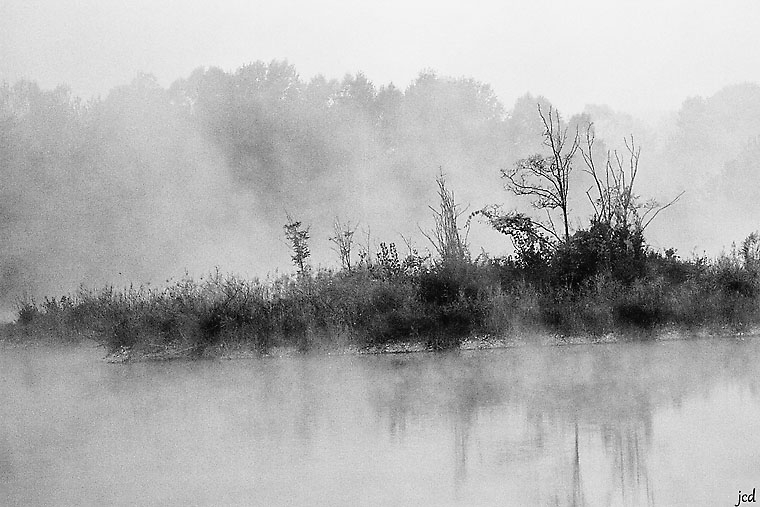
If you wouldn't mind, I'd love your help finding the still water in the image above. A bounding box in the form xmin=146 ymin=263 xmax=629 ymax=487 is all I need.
xmin=2 ymin=337 xmax=760 ymax=506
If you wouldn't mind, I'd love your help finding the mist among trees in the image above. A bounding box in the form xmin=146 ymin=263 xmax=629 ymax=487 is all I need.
xmin=3 ymin=61 xmax=760 ymax=318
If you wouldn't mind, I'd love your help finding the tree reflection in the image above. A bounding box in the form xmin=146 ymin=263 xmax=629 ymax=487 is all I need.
xmin=365 ymin=340 xmax=760 ymax=506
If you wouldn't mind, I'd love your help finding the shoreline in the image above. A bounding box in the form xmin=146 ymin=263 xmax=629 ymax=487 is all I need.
xmin=100 ymin=325 xmax=760 ymax=363
xmin=4 ymin=320 xmax=758 ymax=364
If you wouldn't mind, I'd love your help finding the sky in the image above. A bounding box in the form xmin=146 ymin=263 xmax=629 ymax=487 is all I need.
xmin=3 ymin=0 xmax=760 ymax=116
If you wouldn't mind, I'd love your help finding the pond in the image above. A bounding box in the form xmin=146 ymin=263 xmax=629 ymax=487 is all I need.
xmin=2 ymin=337 xmax=760 ymax=506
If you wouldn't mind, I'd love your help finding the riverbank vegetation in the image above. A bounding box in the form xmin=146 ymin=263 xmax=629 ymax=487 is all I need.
xmin=7 ymin=105 xmax=760 ymax=357
xmin=7 ymin=232 xmax=760 ymax=356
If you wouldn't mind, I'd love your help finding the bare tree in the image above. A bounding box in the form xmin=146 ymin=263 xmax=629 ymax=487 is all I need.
xmin=503 ymin=105 xmax=580 ymax=243
xmin=329 ymin=218 xmax=357 ymax=271
xmin=421 ymin=172 xmax=470 ymax=265
xmin=579 ymin=126 xmax=683 ymax=232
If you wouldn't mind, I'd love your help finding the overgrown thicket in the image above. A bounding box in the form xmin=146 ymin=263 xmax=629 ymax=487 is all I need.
xmin=9 ymin=106 xmax=760 ymax=355
xmin=8 ymin=176 xmax=486 ymax=354
xmin=468 ymin=106 xmax=754 ymax=336
xmin=11 ymin=233 xmax=760 ymax=355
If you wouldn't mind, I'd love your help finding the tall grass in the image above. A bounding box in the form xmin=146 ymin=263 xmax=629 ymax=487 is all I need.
xmin=8 ymin=226 xmax=760 ymax=357
xmin=10 ymin=240 xmax=760 ymax=356
xmin=9 ymin=262 xmax=484 ymax=354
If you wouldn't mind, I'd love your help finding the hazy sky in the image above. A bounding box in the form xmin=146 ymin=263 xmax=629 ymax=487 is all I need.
xmin=2 ymin=0 xmax=760 ymax=115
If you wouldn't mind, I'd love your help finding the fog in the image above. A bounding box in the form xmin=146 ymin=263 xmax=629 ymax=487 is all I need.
xmin=3 ymin=66 xmax=760 ymax=317
xmin=2 ymin=338 xmax=760 ymax=505
xmin=5 ymin=1 xmax=760 ymax=117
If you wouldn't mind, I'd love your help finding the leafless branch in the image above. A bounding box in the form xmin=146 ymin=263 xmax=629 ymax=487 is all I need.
xmin=504 ymin=104 xmax=579 ymax=242
xmin=641 ymin=191 xmax=685 ymax=230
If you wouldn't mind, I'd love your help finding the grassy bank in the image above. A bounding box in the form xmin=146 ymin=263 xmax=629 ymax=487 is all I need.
xmin=7 ymin=244 xmax=760 ymax=359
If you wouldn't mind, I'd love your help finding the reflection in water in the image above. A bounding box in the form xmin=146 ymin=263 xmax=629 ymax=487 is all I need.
xmin=1 ymin=338 xmax=760 ymax=505
xmin=573 ymin=423 xmax=584 ymax=507
xmin=362 ymin=340 xmax=760 ymax=506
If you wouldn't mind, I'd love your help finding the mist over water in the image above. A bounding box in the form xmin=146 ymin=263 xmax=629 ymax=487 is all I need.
xmin=2 ymin=338 xmax=760 ymax=505
xmin=3 ymin=64 xmax=760 ymax=317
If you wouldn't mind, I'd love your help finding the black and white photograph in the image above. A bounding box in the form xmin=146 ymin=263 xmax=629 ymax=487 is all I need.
xmin=2 ymin=1 xmax=760 ymax=505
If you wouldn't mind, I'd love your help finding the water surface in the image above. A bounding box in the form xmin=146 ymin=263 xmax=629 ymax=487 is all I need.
xmin=2 ymin=337 xmax=760 ymax=506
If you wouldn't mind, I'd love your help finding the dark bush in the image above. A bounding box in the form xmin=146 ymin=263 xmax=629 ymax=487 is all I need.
xmin=551 ymin=221 xmax=646 ymax=287
xmin=419 ymin=269 xmax=460 ymax=305
xmin=614 ymin=301 xmax=661 ymax=329
xmin=16 ymin=299 xmax=39 ymax=325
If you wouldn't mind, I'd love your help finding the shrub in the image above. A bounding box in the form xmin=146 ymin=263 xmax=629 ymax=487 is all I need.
xmin=550 ymin=221 xmax=646 ymax=287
